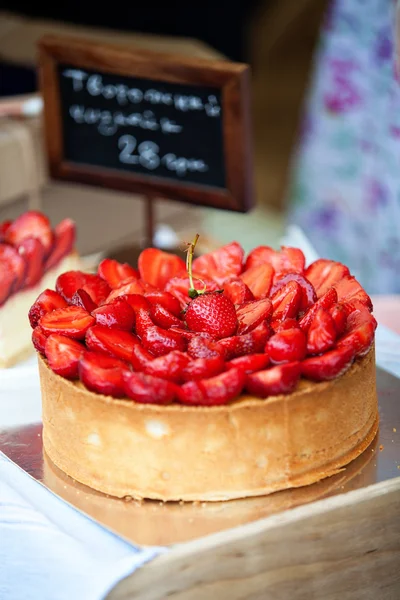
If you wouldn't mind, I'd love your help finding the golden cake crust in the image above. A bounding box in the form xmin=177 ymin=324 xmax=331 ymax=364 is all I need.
xmin=39 ymin=347 xmax=378 ymax=502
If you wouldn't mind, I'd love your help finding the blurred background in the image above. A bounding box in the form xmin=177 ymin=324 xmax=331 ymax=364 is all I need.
xmin=0 ymin=1 xmax=329 ymax=257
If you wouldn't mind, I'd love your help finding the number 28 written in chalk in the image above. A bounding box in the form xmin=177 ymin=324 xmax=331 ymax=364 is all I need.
xmin=118 ymin=134 xmax=208 ymax=177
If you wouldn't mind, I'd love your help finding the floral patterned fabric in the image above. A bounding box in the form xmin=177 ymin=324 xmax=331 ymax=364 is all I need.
xmin=285 ymin=0 xmax=400 ymax=294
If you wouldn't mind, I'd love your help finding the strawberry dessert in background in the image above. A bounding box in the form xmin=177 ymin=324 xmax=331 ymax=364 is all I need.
xmin=0 ymin=210 xmax=80 ymax=368
xmin=31 ymin=235 xmax=378 ymax=502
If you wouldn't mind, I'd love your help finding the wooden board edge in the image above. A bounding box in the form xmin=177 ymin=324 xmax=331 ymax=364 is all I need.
xmin=108 ymin=477 xmax=400 ymax=599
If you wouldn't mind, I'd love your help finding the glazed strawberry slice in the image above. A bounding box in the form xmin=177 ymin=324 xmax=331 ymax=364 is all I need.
xmin=345 ymin=300 xmax=377 ymax=331
xmin=123 ymin=371 xmax=177 ymax=404
xmin=86 ymin=325 xmax=139 ymax=362
xmin=44 ymin=218 xmax=76 ymax=271
xmin=56 ymin=271 xmax=111 ymax=305
xmin=246 ymin=362 xmax=302 ymax=397
xmin=181 ymin=355 xmax=225 ymax=382
xmin=305 ymin=259 xmax=350 ymax=298
xmin=245 ymin=246 xmax=305 ymax=273
xmin=144 ymin=290 xmax=181 ymax=317
xmin=270 ymin=273 xmax=317 ymax=312
xmin=165 ymin=275 xmax=219 ymax=309
xmin=71 ymin=288 xmax=98 ymax=313
xmin=271 ymin=280 xmax=302 ymax=320
xmin=5 ymin=210 xmax=53 ymax=256
xmin=336 ymin=306 xmax=377 ymax=357
xmin=301 ymin=346 xmax=355 ymax=381
xmin=0 ymin=243 xmax=26 ymax=295
xmin=227 ymin=353 xmax=270 ymax=374
xmin=266 ymin=328 xmax=307 ymax=363
xmin=222 ymin=277 xmax=254 ymax=305
xmin=329 ymin=303 xmax=347 ymax=336
xmin=28 ymin=289 xmax=69 ymax=328
xmin=306 ymin=307 xmax=337 ymax=355
xmin=333 ymin=276 xmax=373 ymax=311
xmin=298 ymin=287 xmax=338 ymax=333
xmin=135 ymin=307 xmax=155 ymax=337
xmin=191 ymin=241 xmax=244 ymax=286
xmin=178 ymin=367 xmax=245 ymax=406
xmin=187 ymin=335 xmax=224 ymax=359
xmin=236 ymin=298 xmax=272 ymax=335
xmin=105 ymin=279 xmax=155 ymax=303
xmin=32 ymin=326 xmax=48 ymax=354
xmin=239 ymin=263 xmax=275 ymax=299
xmin=271 ymin=317 xmax=299 ymax=333
xmin=0 ymin=220 xmax=12 ymax=242
xmin=117 ymin=293 xmax=151 ymax=314
xmin=141 ymin=324 xmax=187 ymax=356
xmin=79 ymin=351 xmax=129 ymax=397
xmin=17 ymin=237 xmax=45 ymax=288
xmin=150 ymin=303 xmax=182 ymax=329
xmin=132 ymin=345 xmax=189 ymax=383
xmin=39 ymin=306 xmax=95 ymax=339
xmin=98 ymin=258 xmax=139 ymax=289
xmin=45 ymin=334 xmax=85 ymax=379
xmin=216 ymin=321 xmax=272 ymax=360
xmin=92 ymin=298 xmax=135 ymax=331
xmin=138 ymin=247 xmax=186 ymax=289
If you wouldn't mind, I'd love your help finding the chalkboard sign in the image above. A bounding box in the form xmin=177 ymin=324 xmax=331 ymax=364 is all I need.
xmin=38 ymin=35 xmax=254 ymax=212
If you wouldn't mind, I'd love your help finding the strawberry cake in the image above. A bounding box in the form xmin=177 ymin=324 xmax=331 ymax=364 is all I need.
xmin=32 ymin=237 xmax=378 ymax=501
xmin=0 ymin=211 xmax=80 ymax=368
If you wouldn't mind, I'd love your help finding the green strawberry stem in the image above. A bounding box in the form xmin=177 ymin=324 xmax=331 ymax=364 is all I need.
xmin=186 ymin=233 xmax=206 ymax=299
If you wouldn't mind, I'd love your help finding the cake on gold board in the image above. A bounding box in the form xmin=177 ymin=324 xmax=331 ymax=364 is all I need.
xmin=0 ymin=210 xmax=80 ymax=368
xmin=31 ymin=235 xmax=378 ymax=501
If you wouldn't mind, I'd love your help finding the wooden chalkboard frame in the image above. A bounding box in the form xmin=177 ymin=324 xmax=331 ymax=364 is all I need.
xmin=37 ymin=35 xmax=254 ymax=213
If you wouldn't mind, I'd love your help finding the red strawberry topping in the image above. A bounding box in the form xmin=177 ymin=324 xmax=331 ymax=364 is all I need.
xmin=123 ymin=371 xmax=177 ymax=404
xmin=178 ymin=367 xmax=245 ymax=406
xmin=245 ymin=245 xmax=305 ymax=273
xmin=132 ymin=346 xmax=189 ymax=383
xmin=144 ymin=290 xmax=181 ymax=316
xmin=336 ymin=308 xmax=377 ymax=357
xmin=105 ymin=279 xmax=155 ymax=303
xmin=56 ymin=271 xmax=110 ymax=305
xmin=333 ymin=276 xmax=373 ymax=311
xmin=117 ymin=294 xmax=151 ymax=314
xmin=32 ymin=326 xmax=48 ymax=354
xmin=79 ymin=351 xmax=129 ymax=398
xmin=71 ymin=289 xmax=98 ymax=313
xmin=271 ymin=317 xmax=299 ymax=333
xmin=140 ymin=324 xmax=187 ymax=357
xmin=5 ymin=210 xmax=53 ymax=256
xmin=306 ymin=308 xmax=337 ymax=355
xmin=185 ymin=292 xmax=238 ymax=339
xmin=266 ymin=328 xmax=307 ymax=363
xmin=270 ymin=273 xmax=317 ymax=312
xmin=298 ymin=287 xmax=338 ymax=333
xmin=39 ymin=306 xmax=95 ymax=339
xmin=149 ymin=303 xmax=182 ymax=329
xmin=44 ymin=218 xmax=76 ymax=271
xmin=191 ymin=241 xmax=244 ymax=286
xmin=85 ymin=325 xmax=140 ymax=362
xmin=187 ymin=335 xmax=223 ymax=359
xmin=0 ymin=243 xmax=26 ymax=297
xmin=164 ymin=275 xmax=219 ymax=309
xmin=29 ymin=289 xmax=69 ymax=328
xmin=227 ymin=353 xmax=270 ymax=373
xmin=301 ymin=346 xmax=355 ymax=381
xmin=271 ymin=280 xmax=302 ymax=320
xmin=216 ymin=321 xmax=272 ymax=360
xmin=223 ymin=277 xmax=254 ymax=305
xmin=92 ymin=298 xmax=135 ymax=331
xmin=98 ymin=258 xmax=139 ymax=289
xmin=138 ymin=247 xmax=185 ymax=289
xmin=239 ymin=263 xmax=275 ymax=299
xmin=181 ymin=355 xmax=225 ymax=381
xmin=246 ymin=362 xmax=302 ymax=397
xmin=236 ymin=298 xmax=272 ymax=335
xmin=329 ymin=303 xmax=348 ymax=336
xmin=0 ymin=220 xmax=12 ymax=242
xmin=45 ymin=334 xmax=85 ymax=379
xmin=17 ymin=237 xmax=46 ymax=288
xmin=305 ymin=259 xmax=350 ymax=298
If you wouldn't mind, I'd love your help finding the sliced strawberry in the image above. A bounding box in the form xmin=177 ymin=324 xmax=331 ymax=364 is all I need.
xmin=5 ymin=210 xmax=53 ymax=256
xmin=216 ymin=321 xmax=272 ymax=360
xmin=178 ymin=367 xmax=245 ymax=406
xmin=132 ymin=346 xmax=189 ymax=383
xmin=271 ymin=280 xmax=302 ymax=320
xmin=142 ymin=326 xmax=187 ymax=356
xmin=97 ymin=258 xmax=139 ymax=289
xmin=301 ymin=346 xmax=355 ymax=381
xmin=45 ymin=334 xmax=85 ymax=379
xmin=345 ymin=300 xmax=377 ymax=331
xmin=0 ymin=220 xmax=12 ymax=242
xmin=298 ymin=287 xmax=338 ymax=333
xmin=236 ymin=298 xmax=272 ymax=335
xmin=169 ymin=327 xmax=211 ymax=340
xmin=150 ymin=303 xmax=182 ymax=329
xmin=223 ymin=277 xmax=254 ymax=305
xmin=39 ymin=305 xmax=95 ymax=339
xmin=337 ymin=306 xmax=377 ymax=357
xmin=32 ymin=326 xmax=48 ymax=354
xmin=227 ymin=353 xmax=270 ymax=373
xmin=117 ymin=293 xmax=151 ymax=314
xmin=306 ymin=307 xmax=337 ymax=355
xmin=17 ymin=237 xmax=45 ymax=288
xmin=191 ymin=241 xmax=244 ymax=286
xmin=271 ymin=317 xmax=299 ymax=333
xmin=92 ymin=298 xmax=135 ymax=331
xmin=181 ymin=355 xmax=225 ymax=381
xmin=105 ymin=279 xmax=155 ymax=303
xmin=266 ymin=328 xmax=307 ymax=363
xmin=29 ymin=289 xmax=69 ymax=328
xmin=329 ymin=303 xmax=348 ymax=336
xmin=144 ymin=290 xmax=181 ymax=317
xmin=71 ymin=288 xmax=98 ymax=313
xmin=164 ymin=275 xmax=219 ymax=309
xmin=79 ymin=351 xmax=129 ymax=398
xmin=0 ymin=243 xmax=26 ymax=294
xmin=239 ymin=263 xmax=275 ymax=299
xmin=123 ymin=371 xmax=177 ymax=404
xmin=246 ymin=362 xmax=301 ymax=397
xmin=44 ymin=218 xmax=76 ymax=271
xmin=135 ymin=307 xmax=154 ymax=338
xmin=56 ymin=271 xmax=111 ymax=305
xmin=333 ymin=276 xmax=373 ymax=311
xmin=305 ymin=259 xmax=350 ymax=298
xmin=245 ymin=246 xmax=305 ymax=274
xmin=187 ymin=335 xmax=223 ymax=359
xmin=270 ymin=273 xmax=316 ymax=312
xmin=86 ymin=325 xmax=139 ymax=362
xmin=138 ymin=247 xmax=186 ymax=289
